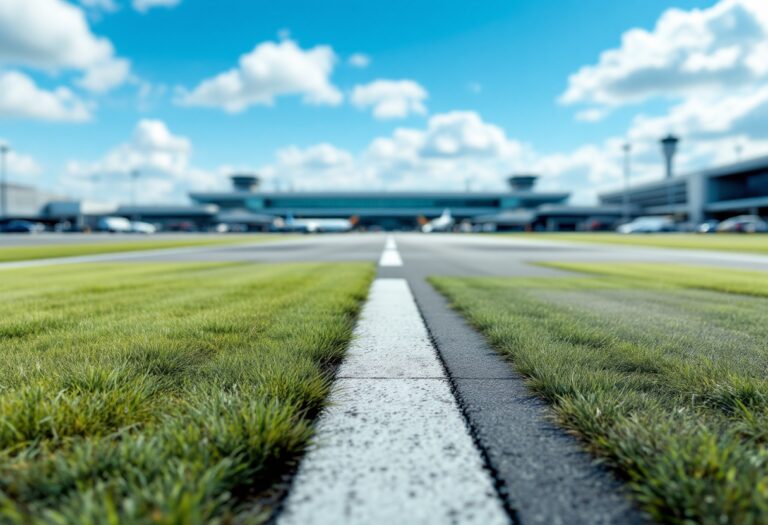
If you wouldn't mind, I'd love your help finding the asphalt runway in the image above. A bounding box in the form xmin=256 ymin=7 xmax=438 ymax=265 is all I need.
xmin=11 ymin=232 xmax=763 ymax=271
xmin=3 ymin=234 xmax=767 ymax=524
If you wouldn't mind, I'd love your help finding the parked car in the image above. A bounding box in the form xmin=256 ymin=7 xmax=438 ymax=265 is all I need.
xmin=716 ymin=215 xmax=767 ymax=233
xmin=1 ymin=220 xmax=45 ymax=233
xmin=53 ymin=220 xmax=79 ymax=233
xmin=617 ymin=216 xmax=675 ymax=234
xmin=130 ymin=221 xmax=156 ymax=234
xmin=697 ymin=220 xmax=720 ymax=233
xmin=97 ymin=216 xmax=132 ymax=233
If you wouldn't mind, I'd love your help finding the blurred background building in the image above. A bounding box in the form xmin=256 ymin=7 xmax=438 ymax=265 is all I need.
xmin=2 ymin=137 xmax=768 ymax=233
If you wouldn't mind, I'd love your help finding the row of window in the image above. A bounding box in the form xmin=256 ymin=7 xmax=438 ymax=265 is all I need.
xmin=251 ymin=198 xmax=504 ymax=209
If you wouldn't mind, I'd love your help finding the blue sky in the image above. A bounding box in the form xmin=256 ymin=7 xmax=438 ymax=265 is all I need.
xmin=2 ymin=0 xmax=768 ymax=203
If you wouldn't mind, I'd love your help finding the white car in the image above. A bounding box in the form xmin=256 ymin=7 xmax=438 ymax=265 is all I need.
xmin=617 ymin=216 xmax=675 ymax=234
xmin=97 ymin=217 xmax=132 ymax=233
xmin=130 ymin=221 xmax=157 ymax=234
xmin=716 ymin=215 xmax=767 ymax=233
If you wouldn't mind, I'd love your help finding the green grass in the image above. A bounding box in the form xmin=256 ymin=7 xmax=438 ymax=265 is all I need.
xmin=432 ymin=264 xmax=768 ymax=525
xmin=0 ymin=261 xmax=374 ymax=523
xmin=0 ymin=235 xmax=287 ymax=263
xmin=541 ymin=262 xmax=768 ymax=297
xmin=501 ymin=232 xmax=768 ymax=255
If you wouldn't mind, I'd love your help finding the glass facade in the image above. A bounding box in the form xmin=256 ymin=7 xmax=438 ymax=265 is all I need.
xmin=188 ymin=190 xmax=571 ymax=224
xmin=261 ymin=197 xmax=501 ymax=210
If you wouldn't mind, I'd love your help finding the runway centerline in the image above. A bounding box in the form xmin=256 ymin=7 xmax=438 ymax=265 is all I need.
xmin=277 ymin=279 xmax=507 ymax=525
xmin=378 ymin=235 xmax=403 ymax=267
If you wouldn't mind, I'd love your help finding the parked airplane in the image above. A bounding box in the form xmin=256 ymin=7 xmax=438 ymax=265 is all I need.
xmin=421 ymin=209 xmax=455 ymax=233
xmin=278 ymin=213 xmax=353 ymax=233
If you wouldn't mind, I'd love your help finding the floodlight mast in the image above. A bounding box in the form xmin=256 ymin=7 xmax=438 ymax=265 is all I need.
xmin=622 ymin=142 xmax=631 ymax=222
xmin=0 ymin=143 xmax=9 ymax=219
xmin=130 ymin=169 xmax=140 ymax=206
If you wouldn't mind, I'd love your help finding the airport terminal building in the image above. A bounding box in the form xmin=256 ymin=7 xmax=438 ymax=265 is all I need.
xmin=189 ymin=175 xmax=574 ymax=230
xmin=11 ymin=148 xmax=767 ymax=232
xmin=599 ymin=155 xmax=768 ymax=223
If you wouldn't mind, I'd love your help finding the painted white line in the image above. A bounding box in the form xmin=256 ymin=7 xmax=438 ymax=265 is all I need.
xmin=378 ymin=235 xmax=403 ymax=267
xmin=278 ymin=279 xmax=507 ymax=525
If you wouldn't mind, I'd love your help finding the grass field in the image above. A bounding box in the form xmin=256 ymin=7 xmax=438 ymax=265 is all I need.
xmin=432 ymin=264 xmax=768 ymax=525
xmin=502 ymin=232 xmax=768 ymax=254
xmin=0 ymin=262 xmax=373 ymax=523
xmin=0 ymin=235 xmax=286 ymax=263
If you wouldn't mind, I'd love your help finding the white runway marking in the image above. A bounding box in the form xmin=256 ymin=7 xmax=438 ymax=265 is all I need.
xmin=278 ymin=279 xmax=507 ymax=525
xmin=378 ymin=235 xmax=403 ymax=266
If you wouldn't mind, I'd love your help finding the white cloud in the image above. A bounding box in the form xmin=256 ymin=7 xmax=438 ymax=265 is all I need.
xmin=629 ymin=85 xmax=768 ymax=140
xmin=261 ymin=110 xmax=746 ymax=204
xmin=67 ymin=119 xmax=191 ymax=177
xmin=575 ymin=108 xmax=611 ymax=122
xmin=262 ymin=111 xmax=533 ymax=191
xmin=419 ymin=111 xmax=519 ymax=158
xmin=263 ymin=143 xmax=367 ymax=190
xmin=64 ymin=119 xmax=220 ymax=202
xmin=0 ymin=0 xmax=130 ymax=92
xmin=557 ymin=0 xmax=768 ymax=193
xmin=0 ymin=140 xmax=43 ymax=178
xmin=561 ymin=0 xmax=768 ymax=107
xmin=136 ymin=81 xmax=168 ymax=112
xmin=0 ymin=70 xmax=91 ymax=122
xmin=277 ymin=143 xmax=354 ymax=171
xmin=348 ymin=53 xmax=371 ymax=68
xmin=133 ymin=0 xmax=182 ymax=13
xmin=351 ymin=79 xmax=428 ymax=119
xmin=7 ymin=151 xmax=43 ymax=178
xmin=176 ymin=39 xmax=342 ymax=112
xmin=78 ymin=58 xmax=131 ymax=93
xmin=79 ymin=0 xmax=118 ymax=13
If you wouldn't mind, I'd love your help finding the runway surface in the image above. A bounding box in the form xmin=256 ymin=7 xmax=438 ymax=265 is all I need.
xmin=5 ymin=232 xmax=766 ymax=271
xmin=3 ymin=234 xmax=766 ymax=524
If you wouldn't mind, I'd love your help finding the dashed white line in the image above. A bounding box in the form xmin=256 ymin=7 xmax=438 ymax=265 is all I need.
xmin=378 ymin=235 xmax=403 ymax=266
xmin=277 ymin=279 xmax=507 ymax=525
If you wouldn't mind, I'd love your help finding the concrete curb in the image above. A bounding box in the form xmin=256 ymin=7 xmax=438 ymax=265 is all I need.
xmin=407 ymin=278 xmax=649 ymax=525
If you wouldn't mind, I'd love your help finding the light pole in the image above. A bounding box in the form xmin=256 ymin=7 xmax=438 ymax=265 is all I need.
xmin=660 ymin=135 xmax=680 ymax=213
xmin=0 ymin=143 xmax=9 ymax=219
xmin=130 ymin=169 xmax=140 ymax=206
xmin=622 ymin=142 xmax=631 ymax=222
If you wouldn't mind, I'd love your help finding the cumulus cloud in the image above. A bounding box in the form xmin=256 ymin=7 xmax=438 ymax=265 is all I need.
xmin=0 ymin=0 xmax=130 ymax=93
xmin=176 ymin=39 xmax=343 ymax=112
xmin=260 ymin=110 xmax=740 ymax=204
xmin=561 ymin=0 xmax=768 ymax=108
xmin=0 ymin=140 xmax=43 ymax=178
xmin=351 ymin=79 xmax=428 ymax=119
xmin=419 ymin=111 xmax=518 ymax=158
xmin=64 ymin=119 xmax=220 ymax=202
xmin=629 ymin=85 xmax=768 ymax=141
xmin=348 ymin=53 xmax=371 ymax=68
xmin=558 ymin=0 xmax=768 ymax=184
xmin=262 ymin=143 xmax=368 ymax=190
xmin=7 ymin=152 xmax=43 ymax=178
xmin=262 ymin=111 xmax=534 ymax=191
xmin=133 ymin=0 xmax=182 ymax=13
xmin=0 ymin=70 xmax=91 ymax=122
xmin=79 ymin=0 xmax=118 ymax=13
xmin=79 ymin=58 xmax=131 ymax=93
